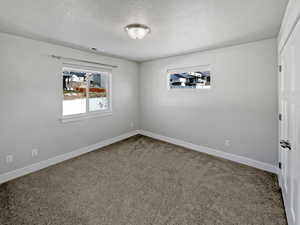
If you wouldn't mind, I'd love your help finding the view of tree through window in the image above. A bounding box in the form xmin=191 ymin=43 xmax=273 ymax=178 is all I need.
xmin=169 ymin=71 xmax=211 ymax=89
xmin=63 ymin=67 xmax=109 ymax=116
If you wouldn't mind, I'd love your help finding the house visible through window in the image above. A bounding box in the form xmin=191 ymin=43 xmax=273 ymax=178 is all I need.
xmin=168 ymin=67 xmax=211 ymax=89
xmin=62 ymin=66 xmax=111 ymax=117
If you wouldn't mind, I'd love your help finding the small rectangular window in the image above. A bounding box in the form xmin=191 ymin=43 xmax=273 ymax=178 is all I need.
xmin=62 ymin=65 xmax=111 ymax=120
xmin=168 ymin=66 xmax=211 ymax=89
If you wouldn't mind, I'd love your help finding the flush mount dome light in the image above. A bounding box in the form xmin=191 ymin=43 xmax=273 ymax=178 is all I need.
xmin=124 ymin=24 xmax=151 ymax=40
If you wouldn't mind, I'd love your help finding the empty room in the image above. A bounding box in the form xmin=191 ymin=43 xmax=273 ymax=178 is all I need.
xmin=0 ymin=0 xmax=299 ymax=224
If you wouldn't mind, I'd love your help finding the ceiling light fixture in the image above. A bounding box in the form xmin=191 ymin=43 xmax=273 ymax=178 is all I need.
xmin=124 ymin=24 xmax=151 ymax=40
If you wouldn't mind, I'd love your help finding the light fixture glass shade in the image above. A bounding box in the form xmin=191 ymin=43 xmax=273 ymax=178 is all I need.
xmin=124 ymin=24 xmax=151 ymax=39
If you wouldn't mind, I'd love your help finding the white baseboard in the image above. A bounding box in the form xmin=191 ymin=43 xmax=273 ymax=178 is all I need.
xmin=0 ymin=130 xmax=139 ymax=184
xmin=0 ymin=129 xmax=278 ymax=185
xmin=139 ymin=130 xmax=278 ymax=174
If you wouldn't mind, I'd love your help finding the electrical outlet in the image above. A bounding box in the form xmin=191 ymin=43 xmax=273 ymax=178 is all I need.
xmin=6 ymin=155 xmax=13 ymax=164
xmin=225 ymin=140 xmax=230 ymax=146
xmin=32 ymin=149 xmax=39 ymax=157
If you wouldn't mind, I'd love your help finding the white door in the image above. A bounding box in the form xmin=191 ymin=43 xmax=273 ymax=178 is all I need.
xmin=279 ymin=18 xmax=300 ymax=225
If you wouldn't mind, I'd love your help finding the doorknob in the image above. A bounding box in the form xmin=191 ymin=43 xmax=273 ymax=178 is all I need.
xmin=280 ymin=140 xmax=291 ymax=150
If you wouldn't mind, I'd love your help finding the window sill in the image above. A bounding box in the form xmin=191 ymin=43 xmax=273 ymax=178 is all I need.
xmin=168 ymin=87 xmax=212 ymax=91
xmin=60 ymin=111 xmax=112 ymax=123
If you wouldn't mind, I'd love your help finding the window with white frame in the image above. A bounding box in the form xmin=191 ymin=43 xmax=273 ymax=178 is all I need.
xmin=62 ymin=65 xmax=111 ymax=118
xmin=168 ymin=65 xmax=211 ymax=89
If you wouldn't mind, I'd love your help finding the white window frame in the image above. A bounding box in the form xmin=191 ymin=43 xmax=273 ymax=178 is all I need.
xmin=61 ymin=63 xmax=112 ymax=123
xmin=166 ymin=65 xmax=211 ymax=90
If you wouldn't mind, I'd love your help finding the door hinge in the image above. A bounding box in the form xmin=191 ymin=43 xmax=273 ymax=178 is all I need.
xmin=279 ymin=113 xmax=282 ymax=121
xmin=279 ymin=65 xmax=282 ymax=72
xmin=279 ymin=162 xmax=282 ymax=169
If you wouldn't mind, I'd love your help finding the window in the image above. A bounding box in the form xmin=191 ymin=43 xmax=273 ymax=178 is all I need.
xmin=62 ymin=65 xmax=111 ymax=120
xmin=168 ymin=66 xmax=211 ymax=89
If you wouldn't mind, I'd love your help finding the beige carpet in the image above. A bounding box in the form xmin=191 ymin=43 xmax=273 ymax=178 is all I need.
xmin=0 ymin=135 xmax=286 ymax=225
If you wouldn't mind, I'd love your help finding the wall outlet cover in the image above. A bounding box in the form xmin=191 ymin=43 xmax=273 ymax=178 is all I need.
xmin=225 ymin=140 xmax=231 ymax=146
xmin=32 ymin=149 xmax=39 ymax=157
xmin=6 ymin=155 xmax=13 ymax=164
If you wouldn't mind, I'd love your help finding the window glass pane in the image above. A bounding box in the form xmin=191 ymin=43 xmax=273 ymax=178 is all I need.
xmin=169 ymin=70 xmax=211 ymax=89
xmin=89 ymin=73 xmax=109 ymax=112
xmin=63 ymin=68 xmax=87 ymax=116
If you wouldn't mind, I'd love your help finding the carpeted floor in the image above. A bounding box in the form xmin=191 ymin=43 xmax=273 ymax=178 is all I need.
xmin=0 ymin=135 xmax=287 ymax=225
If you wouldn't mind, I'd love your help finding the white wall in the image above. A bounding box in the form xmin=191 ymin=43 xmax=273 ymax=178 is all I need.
xmin=0 ymin=33 xmax=278 ymax=175
xmin=0 ymin=32 xmax=139 ymax=174
xmin=278 ymin=0 xmax=300 ymax=52
xmin=140 ymin=39 xmax=278 ymax=165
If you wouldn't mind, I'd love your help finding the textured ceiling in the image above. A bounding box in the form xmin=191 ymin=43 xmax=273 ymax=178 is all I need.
xmin=0 ymin=0 xmax=288 ymax=62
